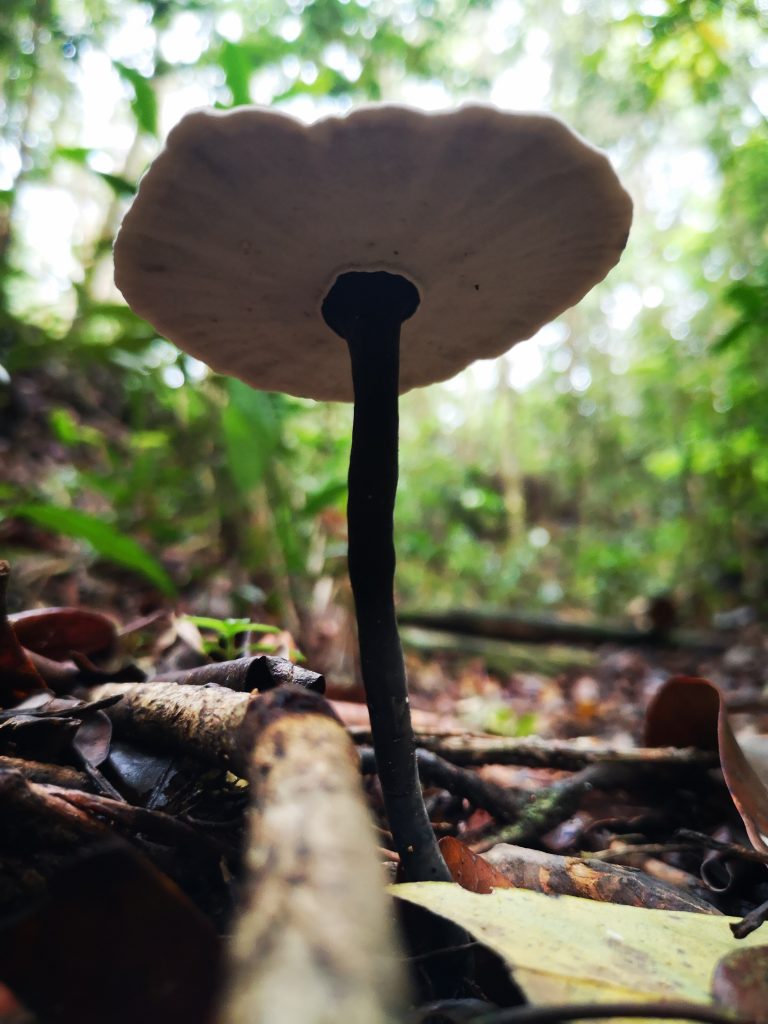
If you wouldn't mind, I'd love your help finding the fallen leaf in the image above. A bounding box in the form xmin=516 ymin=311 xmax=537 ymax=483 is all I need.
xmin=439 ymin=836 xmax=514 ymax=893
xmin=646 ymin=676 xmax=768 ymax=855
xmin=8 ymin=607 xmax=117 ymax=661
xmin=0 ymin=562 xmax=49 ymax=708
xmin=391 ymin=882 xmax=767 ymax=1011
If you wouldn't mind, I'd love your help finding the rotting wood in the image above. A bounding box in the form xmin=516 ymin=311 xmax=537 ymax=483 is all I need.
xmin=218 ymin=688 xmax=408 ymax=1024
xmin=484 ymin=843 xmax=719 ymax=914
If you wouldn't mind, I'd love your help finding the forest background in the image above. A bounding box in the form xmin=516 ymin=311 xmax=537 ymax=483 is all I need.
xmin=1 ymin=0 xmax=767 ymax=647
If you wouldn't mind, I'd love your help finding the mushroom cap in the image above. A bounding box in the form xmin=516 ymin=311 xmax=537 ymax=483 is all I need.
xmin=114 ymin=104 xmax=632 ymax=402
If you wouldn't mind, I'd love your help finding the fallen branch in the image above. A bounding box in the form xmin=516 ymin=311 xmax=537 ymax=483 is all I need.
xmin=484 ymin=843 xmax=719 ymax=913
xmin=218 ymin=688 xmax=408 ymax=1023
xmin=398 ymin=607 xmax=728 ymax=652
xmin=90 ymin=681 xmax=257 ymax=773
xmin=150 ymin=655 xmax=325 ymax=694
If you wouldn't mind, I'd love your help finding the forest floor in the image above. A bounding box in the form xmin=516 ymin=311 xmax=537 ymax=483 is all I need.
xmin=2 ymin=551 xmax=768 ymax=1022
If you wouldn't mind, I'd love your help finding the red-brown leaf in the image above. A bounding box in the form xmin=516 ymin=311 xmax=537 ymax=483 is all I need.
xmin=9 ymin=607 xmax=117 ymax=661
xmin=0 ymin=562 xmax=49 ymax=708
xmin=439 ymin=836 xmax=514 ymax=894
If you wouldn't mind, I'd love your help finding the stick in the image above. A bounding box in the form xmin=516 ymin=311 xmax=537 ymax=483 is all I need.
xmin=218 ymin=688 xmax=408 ymax=1024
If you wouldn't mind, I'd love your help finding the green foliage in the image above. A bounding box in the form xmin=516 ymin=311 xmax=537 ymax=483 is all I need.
xmin=1 ymin=0 xmax=767 ymax=625
xmin=5 ymin=503 xmax=175 ymax=594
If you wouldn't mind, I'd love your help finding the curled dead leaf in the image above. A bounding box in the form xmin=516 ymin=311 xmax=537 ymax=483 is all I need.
xmin=645 ymin=676 xmax=768 ymax=856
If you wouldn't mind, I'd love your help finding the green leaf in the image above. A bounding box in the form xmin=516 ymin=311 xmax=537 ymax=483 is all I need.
xmin=95 ymin=172 xmax=137 ymax=197
xmin=49 ymin=408 xmax=104 ymax=448
xmin=6 ymin=504 xmax=175 ymax=595
xmin=644 ymin=448 xmax=684 ymax=480
xmin=184 ymin=615 xmax=280 ymax=638
xmin=113 ymin=62 xmax=158 ymax=137
xmin=218 ymin=40 xmax=253 ymax=107
xmin=55 ymin=146 xmax=92 ymax=165
xmin=222 ymin=380 xmax=281 ymax=495
xmin=303 ymin=479 xmax=348 ymax=517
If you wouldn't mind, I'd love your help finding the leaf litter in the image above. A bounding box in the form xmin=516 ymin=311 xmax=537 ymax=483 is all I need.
xmin=2 ymin=560 xmax=768 ymax=1021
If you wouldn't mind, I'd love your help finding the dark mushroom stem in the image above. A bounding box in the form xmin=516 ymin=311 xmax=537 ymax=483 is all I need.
xmin=323 ymin=271 xmax=451 ymax=883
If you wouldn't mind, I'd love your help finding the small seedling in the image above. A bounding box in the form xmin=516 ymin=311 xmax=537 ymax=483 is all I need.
xmin=182 ymin=615 xmax=302 ymax=662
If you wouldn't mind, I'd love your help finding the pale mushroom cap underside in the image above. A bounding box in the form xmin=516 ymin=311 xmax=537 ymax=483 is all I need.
xmin=114 ymin=104 xmax=632 ymax=402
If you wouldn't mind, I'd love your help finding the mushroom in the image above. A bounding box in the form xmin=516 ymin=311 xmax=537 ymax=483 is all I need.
xmin=114 ymin=104 xmax=632 ymax=883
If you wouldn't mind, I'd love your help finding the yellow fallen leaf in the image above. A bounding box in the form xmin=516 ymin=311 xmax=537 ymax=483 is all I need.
xmin=391 ymin=882 xmax=768 ymax=1022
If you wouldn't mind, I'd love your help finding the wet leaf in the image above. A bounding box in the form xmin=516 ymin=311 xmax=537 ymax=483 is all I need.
xmin=439 ymin=836 xmax=513 ymax=894
xmin=391 ymin=882 xmax=767 ymax=1010
xmin=646 ymin=675 xmax=768 ymax=855
xmin=711 ymin=945 xmax=768 ymax=1022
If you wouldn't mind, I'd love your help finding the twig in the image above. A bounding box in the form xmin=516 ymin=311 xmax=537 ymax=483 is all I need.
xmin=360 ymin=747 xmax=525 ymax=823
xmin=52 ymin=786 xmax=233 ymax=861
xmin=730 ymin=895 xmax=768 ymax=939
xmin=351 ymin=732 xmax=719 ymax=772
xmin=588 ymin=842 xmax=703 ymax=862
xmin=0 ymin=754 xmax=91 ymax=790
xmin=470 ymin=1002 xmax=745 ymax=1024
xmin=474 ymin=762 xmax=638 ymax=850
xmin=676 ymin=828 xmax=768 ymax=865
